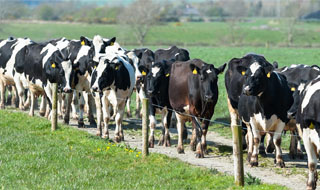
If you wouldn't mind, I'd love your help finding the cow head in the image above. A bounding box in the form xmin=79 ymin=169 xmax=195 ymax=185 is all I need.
xmin=238 ymin=59 xmax=274 ymax=97
xmin=190 ymin=62 xmax=226 ymax=102
xmin=136 ymin=49 xmax=155 ymax=84
xmin=43 ymin=45 xmax=73 ymax=93
xmin=139 ymin=60 xmax=172 ymax=96
xmin=92 ymin=35 xmax=117 ymax=63
xmin=91 ymin=55 xmax=123 ymax=92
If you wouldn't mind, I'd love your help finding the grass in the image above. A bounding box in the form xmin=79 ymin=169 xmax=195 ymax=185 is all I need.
xmin=0 ymin=109 xmax=287 ymax=190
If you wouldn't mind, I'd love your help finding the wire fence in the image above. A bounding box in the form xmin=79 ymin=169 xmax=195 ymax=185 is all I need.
xmin=67 ymin=88 xmax=301 ymax=138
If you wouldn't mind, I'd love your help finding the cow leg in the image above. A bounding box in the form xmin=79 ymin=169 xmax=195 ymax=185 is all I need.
xmin=125 ymin=98 xmax=132 ymax=118
xmin=201 ymin=120 xmax=209 ymax=155
xmin=87 ymin=93 xmax=96 ymax=127
xmin=43 ymin=84 xmax=53 ymax=120
xmin=39 ymin=95 xmax=47 ymax=117
xmin=192 ymin=117 xmax=204 ymax=158
xmin=148 ymin=105 xmax=156 ymax=148
xmin=28 ymin=91 xmax=35 ymax=117
xmin=190 ymin=127 xmax=197 ymax=151
xmin=57 ymin=93 xmax=63 ymax=119
xmin=246 ymin=123 xmax=254 ymax=163
xmin=250 ymin=123 xmax=260 ymax=167
xmin=78 ymin=93 xmax=85 ymax=128
xmin=24 ymin=90 xmax=30 ymax=108
xmin=115 ymin=101 xmax=126 ymax=142
xmin=71 ymin=91 xmax=78 ymax=120
xmin=15 ymin=79 xmax=25 ymax=110
xmin=63 ymin=93 xmax=72 ymax=123
xmin=101 ymin=94 xmax=110 ymax=139
xmin=297 ymin=136 xmax=304 ymax=159
xmin=135 ymin=89 xmax=141 ymax=118
xmin=176 ymin=113 xmax=185 ymax=154
xmin=61 ymin=93 xmax=66 ymax=114
xmin=158 ymin=108 xmax=171 ymax=147
xmin=303 ymin=128 xmax=318 ymax=190
xmin=94 ymin=92 xmax=103 ymax=137
xmin=0 ymin=80 xmax=5 ymax=109
xmin=273 ymin=122 xmax=285 ymax=168
xmin=259 ymin=134 xmax=267 ymax=156
xmin=289 ymin=129 xmax=298 ymax=159
xmin=266 ymin=133 xmax=275 ymax=153
xmin=11 ymin=85 xmax=18 ymax=108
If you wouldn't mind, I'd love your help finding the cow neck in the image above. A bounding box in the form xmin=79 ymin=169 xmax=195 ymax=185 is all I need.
xmin=156 ymin=76 xmax=170 ymax=107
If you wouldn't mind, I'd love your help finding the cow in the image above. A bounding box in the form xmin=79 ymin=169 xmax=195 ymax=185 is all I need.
xmin=237 ymin=56 xmax=293 ymax=168
xmin=291 ymin=76 xmax=320 ymax=190
xmin=91 ymin=53 xmax=135 ymax=142
xmin=169 ymin=59 xmax=226 ymax=157
xmin=0 ymin=37 xmax=33 ymax=110
xmin=154 ymin=45 xmax=190 ymax=63
xmin=138 ymin=59 xmax=174 ymax=147
xmin=277 ymin=64 xmax=320 ymax=159
xmin=14 ymin=41 xmax=73 ymax=118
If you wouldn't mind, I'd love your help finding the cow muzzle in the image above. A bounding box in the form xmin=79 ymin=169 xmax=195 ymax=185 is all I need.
xmin=287 ymin=111 xmax=296 ymax=120
xmin=243 ymin=86 xmax=251 ymax=96
xmin=92 ymin=86 xmax=100 ymax=92
xmin=204 ymin=95 xmax=213 ymax=102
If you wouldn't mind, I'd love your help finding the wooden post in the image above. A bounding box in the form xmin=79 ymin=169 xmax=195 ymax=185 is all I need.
xmin=51 ymin=83 xmax=58 ymax=131
xmin=232 ymin=125 xmax=244 ymax=186
xmin=142 ymin=98 xmax=149 ymax=157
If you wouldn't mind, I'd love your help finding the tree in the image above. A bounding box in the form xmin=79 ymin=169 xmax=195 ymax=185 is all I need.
xmin=120 ymin=0 xmax=160 ymax=46
xmin=285 ymin=0 xmax=303 ymax=46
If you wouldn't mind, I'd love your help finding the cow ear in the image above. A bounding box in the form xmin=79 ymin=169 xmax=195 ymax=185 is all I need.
xmin=138 ymin=65 xmax=149 ymax=76
xmin=264 ymin=64 xmax=274 ymax=78
xmin=215 ymin=63 xmax=227 ymax=75
xmin=80 ymin=36 xmax=92 ymax=46
xmin=111 ymin=62 xmax=121 ymax=71
xmin=104 ymin=37 xmax=116 ymax=46
xmin=272 ymin=61 xmax=278 ymax=69
xmin=236 ymin=65 xmax=247 ymax=76
xmin=189 ymin=64 xmax=200 ymax=75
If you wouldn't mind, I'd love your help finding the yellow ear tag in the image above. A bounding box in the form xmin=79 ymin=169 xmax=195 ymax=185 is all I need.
xmin=110 ymin=42 xmax=114 ymax=46
xmin=142 ymin=71 xmax=146 ymax=76
xmin=94 ymin=66 xmax=97 ymax=69
xmin=51 ymin=63 xmax=56 ymax=68
xmin=81 ymin=40 xmax=85 ymax=46
xmin=166 ymin=73 xmax=170 ymax=77
xmin=267 ymin=72 xmax=271 ymax=78
xmin=291 ymin=87 xmax=296 ymax=91
xmin=193 ymin=69 xmax=197 ymax=75
xmin=115 ymin=66 xmax=119 ymax=70
xmin=241 ymin=71 xmax=245 ymax=76
xmin=309 ymin=122 xmax=315 ymax=129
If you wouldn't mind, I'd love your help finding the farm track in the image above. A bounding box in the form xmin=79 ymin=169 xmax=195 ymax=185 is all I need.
xmin=10 ymin=108 xmax=313 ymax=190
xmin=68 ymin=117 xmax=310 ymax=190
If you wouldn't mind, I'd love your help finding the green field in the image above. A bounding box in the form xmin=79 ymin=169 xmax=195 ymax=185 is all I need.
xmin=1 ymin=19 xmax=320 ymax=47
xmin=0 ymin=110 xmax=286 ymax=189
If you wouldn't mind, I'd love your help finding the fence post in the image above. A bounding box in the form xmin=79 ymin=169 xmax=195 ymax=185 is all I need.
xmin=142 ymin=98 xmax=149 ymax=157
xmin=51 ymin=83 xmax=58 ymax=131
xmin=232 ymin=125 xmax=244 ymax=186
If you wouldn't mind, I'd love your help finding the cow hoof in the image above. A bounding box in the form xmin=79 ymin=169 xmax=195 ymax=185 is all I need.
xmin=96 ymin=132 xmax=101 ymax=137
xmin=190 ymin=141 xmax=196 ymax=151
xmin=148 ymin=136 xmax=155 ymax=148
xmin=195 ymin=151 xmax=204 ymax=158
xmin=247 ymin=152 xmax=252 ymax=163
xmin=29 ymin=112 xmax=34 ymax=117
xmin=276 ymin=161 xmax=285 ymax=168
xmin=19 ymin=106 xmax=25 ymax=110
xmin=259 ymin=149 xmax=267 ymax=157
xmin=164 ymin=135 xmax=171 ymax=147
xmin=177 ymin=147 xmax=184 ymax=154
xmin=78 ymin=120 xmax=84 ymax=128
xmin=89 ymin=119 xmax=97 ymax=127
xmin=158 ymin=135 xmax=164 ymax=146
xmin=307 ymin=181 xmax=317 ymax=190
xmin=39 ymin=111 xmax=46 ymax=117
xmin=250 ymin=161 xmax=258 ymax=167
xmin=266 ymin=144 xmax=275 ymax=153
xmin=114 ymin=136 xmax=121 ymax=143
xmin=102 ymin=134 xmax=109 ymax=139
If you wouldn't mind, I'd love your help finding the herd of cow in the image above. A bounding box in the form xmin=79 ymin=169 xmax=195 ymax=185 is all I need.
xmin=0 ymin=35 xmax=320 ymax=189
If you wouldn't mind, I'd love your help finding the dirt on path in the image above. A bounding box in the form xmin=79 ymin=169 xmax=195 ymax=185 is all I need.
xmin=65 ymin=117 xmax=311 ymax=190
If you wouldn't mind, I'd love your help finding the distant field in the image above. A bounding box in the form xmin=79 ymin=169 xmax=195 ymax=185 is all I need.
xmin=1 ymin=19 xmax=320 ymax=47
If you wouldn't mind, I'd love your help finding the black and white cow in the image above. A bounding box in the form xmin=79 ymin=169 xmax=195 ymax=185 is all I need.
xmin=292 ymin=76 xmax=320 ymax=190
xmin=238 ymin=57 xmax=293 ymax=167
xmin=14 ymin=41 xmax=73 ymax=118
xmin=138 ymin=59 xmax=174 ymax=147
xmin=169 ymin=59 xmax=226 ymax=157
xmin=91 ymin=53 xmax=135 ymax=142
xmin=0 ymin=37 xmax=33 ymax=111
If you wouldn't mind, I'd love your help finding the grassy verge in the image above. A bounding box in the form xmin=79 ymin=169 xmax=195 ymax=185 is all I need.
xmin=0 ymin=110 xmax=286 ymax=190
